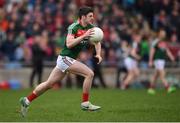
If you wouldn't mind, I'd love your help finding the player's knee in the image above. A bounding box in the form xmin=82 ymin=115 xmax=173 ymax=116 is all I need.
xmin=87 ymin=70 xmax=94 ymax=78
xmin=134 ymin=70 xmax=140 ymax=77
xmin=135 ymin=72 xmax=140 ymax=77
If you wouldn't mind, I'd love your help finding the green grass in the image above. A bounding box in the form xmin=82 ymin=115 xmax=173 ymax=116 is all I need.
xmin=0 ymin=88 xmax=180 ymax=122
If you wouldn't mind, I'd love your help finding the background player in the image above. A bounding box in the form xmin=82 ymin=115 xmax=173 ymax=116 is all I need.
xmin=148 ymin=29 xmax=176 ymax=94
xmin=121 ymin=32 xmax=142 ymax=90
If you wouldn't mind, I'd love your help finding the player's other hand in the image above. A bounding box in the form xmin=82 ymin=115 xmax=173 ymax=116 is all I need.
xmin=95 ymin=55 xmax=102 ymax=64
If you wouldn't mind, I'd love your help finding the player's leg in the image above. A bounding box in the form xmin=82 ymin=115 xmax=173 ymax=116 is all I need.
xmin=148 ymin=70 xmax=159 ymax=94
xmin=156 ymin=60 xmax=168 ymax=89
xmin=121 ymin=70 xmax=134 ymax=89
xmin=128 ymin=66 xmax=140 ymax=85
xmin=67 ymin=60 xmax=100 ymax=111
xmin=156 ymin=59 xmax=176 ymax=93
xmin=20 ymin=67 xmax=66 ymax=117
xmin=116 ymin=67 xmax=127 ymax=88
xmin=150 ymin=70 xmax=159 ymax=88
xmin=159 ymin=69 xmax=176 ymax=93
xmin=148 ymin=60 xmax=161 ymax=94
xmin=121 ymin=57 xmax=137 ymax=89
xmin=159 ymin=69 xmax=169 ymax=89
xmin=133 ymin=67 xmax=140 ymax=78
xmin=67 ymin=60 xmax=94 ymax=99
xmin=33 ymin=67 xmax=66 ymax=95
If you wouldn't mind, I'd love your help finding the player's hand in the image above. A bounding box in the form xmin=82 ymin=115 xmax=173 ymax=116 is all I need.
xmin=148 ymin=61 xmax=153 ymax=67
xmin=171 ymin=57 xmax=175 ymax=62
xmin=84 ymin=29 xmax=94 ymax=38
xmin=95 ymin=55 xmax=102 ymax=64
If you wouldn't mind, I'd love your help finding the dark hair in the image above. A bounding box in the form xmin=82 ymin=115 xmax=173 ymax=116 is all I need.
xmin=78 ymin=6 xmax=93 ymax=19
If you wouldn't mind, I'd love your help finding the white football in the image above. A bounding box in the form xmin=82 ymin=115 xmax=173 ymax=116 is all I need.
xmin=89 ymin=27 xmax=104 ymax=43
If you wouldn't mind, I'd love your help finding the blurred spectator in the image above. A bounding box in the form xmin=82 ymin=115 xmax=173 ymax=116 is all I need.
xmin=0 ymin=28 xmax=6 ymax=42
xmin=0 ymin=32 xmax=18 ymax=61
xmin=0 ymin=0 xmax=5 ymax=8
xmin=91 ymin=50 xmax=107 ymax=88
xmin=15 ymin=43 xmax=24 ymax=61
xmin=139 ymin=35 xmax=150 ymax=69
xmin=107 ymin=48 xmax=117 ymax=67
xmin=167 ymin=33 xmax=180 ymax=62
xmin=0 ymin=8 xmax=9 ymax=32
xmin=29 ymin=35 xmax=46 ymax=88
xmin=153 ymin=10 xmax=169 ymax=31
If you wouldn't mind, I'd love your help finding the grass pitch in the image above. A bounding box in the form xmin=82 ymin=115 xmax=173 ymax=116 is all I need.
xmin=0 ymin=88 xmax=180 ymax=122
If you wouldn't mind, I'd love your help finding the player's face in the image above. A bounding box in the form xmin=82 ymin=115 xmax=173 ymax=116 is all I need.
xmin=133 ymin=34 xmax=142 ymax=43
xmin=85 ymin=12 xmax=94 ymax=24
xmin=159 ymin=30 xmax=166 ymax=39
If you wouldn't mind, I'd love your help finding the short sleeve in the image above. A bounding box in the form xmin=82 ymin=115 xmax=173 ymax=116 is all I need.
xmin=67 ymin=27 xmax=75 ymax=35
xmin=132 ymin=42 xmax=137 ymax=49
xmin=151 ymin=39 xmax=159 ymax=48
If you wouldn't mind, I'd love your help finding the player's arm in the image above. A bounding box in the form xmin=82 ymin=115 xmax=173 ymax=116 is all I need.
xmin=166 ymin=48 xmax=175 ymax=61
xmin=149 ymin=39 xmax=158 ymax=67
xmin=149 ymin=47 xmax=155 ymax=67
xmin=130 ymin=48 xmax=141 ymax=60
xmin=94 ymin=42 xmax=102 ymax=64
xmin=66 ymin=29 xmax=94 ymax=48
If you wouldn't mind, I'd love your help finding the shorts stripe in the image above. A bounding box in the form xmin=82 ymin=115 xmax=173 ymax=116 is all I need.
xmin=62 ymin=57 xmax=72 ymax=66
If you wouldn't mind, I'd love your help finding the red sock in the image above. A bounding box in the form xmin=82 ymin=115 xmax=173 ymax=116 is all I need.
xmin=124 ymin=83 xmax=128 ymax=89
xmin=164 ymin=83 xmax=169 ymax=90
xmin=27 ymin=92 xmax=37 ymax=102
xmin=82 ymin=93 xmax=89 ymax=102
xmin=150 ymin=83 xmax=155 ymax=89
xmin=122 ymin=83 xmax=128 ymax=89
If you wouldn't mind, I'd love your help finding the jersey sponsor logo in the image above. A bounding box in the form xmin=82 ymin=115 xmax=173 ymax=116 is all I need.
xmin=62 ymin=56 xmax=73 ymax=66
xmin=76 ymin=29 xmax=87 ymax=37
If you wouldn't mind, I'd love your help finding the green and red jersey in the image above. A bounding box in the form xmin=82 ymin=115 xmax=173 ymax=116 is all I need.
xmin=151 ymin=39 xmax=167 ymax=60
xmin=60 ymin=21 xmax=94 ymax=59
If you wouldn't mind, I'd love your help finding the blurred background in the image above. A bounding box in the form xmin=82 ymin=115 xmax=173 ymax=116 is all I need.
xmin=0 ymin=0 xmax=180 ymax=90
